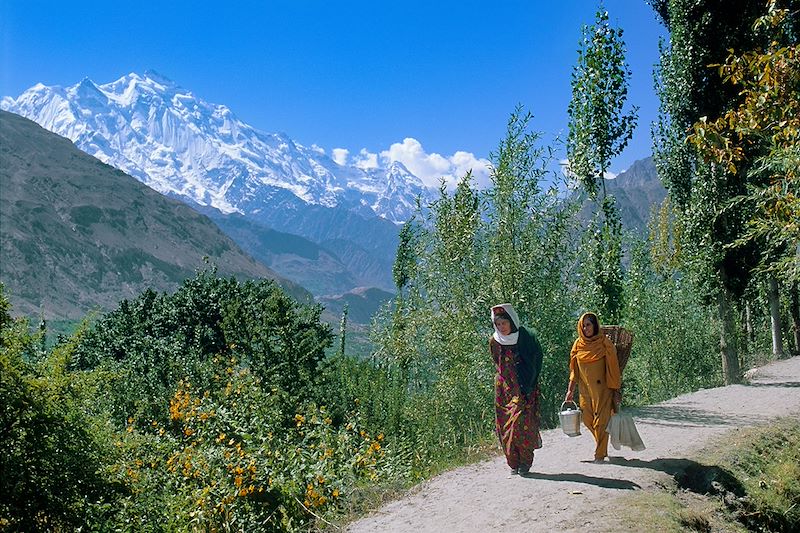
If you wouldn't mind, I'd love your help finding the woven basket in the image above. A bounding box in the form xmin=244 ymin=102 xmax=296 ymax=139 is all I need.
xmin=600 ymin=325 xmax=634 ymax=372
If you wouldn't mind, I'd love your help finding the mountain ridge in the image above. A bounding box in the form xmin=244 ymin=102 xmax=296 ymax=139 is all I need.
xmin=0 ymin=72 xmax=432 ymax=224
xmin=1 ymin=72 xmax=418 ymax=295
xmin=0 ymin=110 xmax=309 ymax=320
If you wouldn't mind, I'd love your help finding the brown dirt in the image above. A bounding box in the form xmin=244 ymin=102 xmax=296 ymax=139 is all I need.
xmin=344 ymin=356 xmax=800 ymax=532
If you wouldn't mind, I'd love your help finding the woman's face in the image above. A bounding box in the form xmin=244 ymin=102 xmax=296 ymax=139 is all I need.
xmin=495 ymin=317 xmax=512 ymax=336
xmin=581 ymin=317 xmax=596 ymax=337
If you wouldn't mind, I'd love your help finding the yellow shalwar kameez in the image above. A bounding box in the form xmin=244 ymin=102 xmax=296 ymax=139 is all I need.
xmin=569 ymin=314 xmax=621 ymax=461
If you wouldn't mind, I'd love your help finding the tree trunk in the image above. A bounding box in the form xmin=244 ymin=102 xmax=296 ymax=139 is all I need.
xmin=741 ymin=301 xmax=751 ymax=356
xmin=768 ymin=276 xmax=785 ymax=358
xmin=745 ymin=300 xmax=754 ymax=345
xmin=791 ymin=282 xmax=800 ymax=356
xmin=718 ymin=286 xmax=741 ymax=385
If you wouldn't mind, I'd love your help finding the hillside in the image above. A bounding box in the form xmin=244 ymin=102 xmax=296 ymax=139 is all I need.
xmin=1 ymin=72 xmax=409 ymax=296
xmin=0 ymin=110 xmax=309 ymax=319
xmin=318 ymin=286 xmax=394 ymax=325
xmin=197 ymin=206 xmax=395 ymax=295
xmin=576 ymin=157 xmax=666 ymax=233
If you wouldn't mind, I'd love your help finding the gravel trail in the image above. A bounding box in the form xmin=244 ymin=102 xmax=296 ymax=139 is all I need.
xmin=344 ymin=356 xmax=800 ymax=532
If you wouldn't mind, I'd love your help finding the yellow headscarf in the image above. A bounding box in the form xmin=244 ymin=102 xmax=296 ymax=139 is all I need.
xmin=573 ymin=312 xmax=609 ymax=363
xmin=569 ymin=312 xmax=621 ymax=389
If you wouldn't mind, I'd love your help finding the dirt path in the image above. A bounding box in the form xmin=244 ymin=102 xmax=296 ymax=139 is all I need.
xmin=344 ymin=356 xmax=800 ymax=532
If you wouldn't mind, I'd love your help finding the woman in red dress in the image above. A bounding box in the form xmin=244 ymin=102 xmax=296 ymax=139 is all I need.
xmin=490 ymin=303 xmax=544 ymax=475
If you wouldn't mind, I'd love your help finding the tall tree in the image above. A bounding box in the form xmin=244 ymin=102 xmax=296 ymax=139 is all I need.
xmin=567 ymin=6 xmax=638 ymax=323
xmin=650 ymin=0 xmax=769 ymax=384
xmin=688 ymin=1 xmax=800 ymax=284
xmin=687 ymin=2 xmax=800 ymax=360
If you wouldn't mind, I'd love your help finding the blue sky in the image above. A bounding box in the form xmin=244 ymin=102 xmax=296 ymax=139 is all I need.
xmin=1 ymin=1 xmax=666 ymax=187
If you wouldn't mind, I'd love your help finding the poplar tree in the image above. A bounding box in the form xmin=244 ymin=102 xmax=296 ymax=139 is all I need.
xmin=567 ymin=6 xmax=638 ymax=323
xmin=650 ymin=0 xmax=769 ymax=383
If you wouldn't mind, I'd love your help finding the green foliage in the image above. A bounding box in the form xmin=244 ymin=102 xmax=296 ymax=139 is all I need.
xmin=579 ymin=196 xmax=625 ymax=323
xmin=0 ymin=273 xmax=401 ymax=531
xmin=393 ymin=221 xmax=420 ymax=293
xmin=650 ymin=0 xmax=779 ymax=384
xmin=705 ymin=418 xmax=800 ymax=532
xmin=688 ymin=2 xmax=800 ymax=284
xmin=567 ymin=7 xmax=638 ymax=199
xmin=72 ymin=270 xmax=332 ymax=424
xmin=566 ymin=6 xmax=636 ymax=324
xmin=651 ymin=0 xmax=783 ymax=299
xmin=0 ymin=303 xmax=122 ymax=531
xmin=104 ymin=367 xmax=384 ymax=532
xmin=0 ymin=284 xmax=11 ymax=332
xmin=372 ymin=108 xmax=580 ymax=446
xmin=622 ymin=239 xmax=722 ymax=403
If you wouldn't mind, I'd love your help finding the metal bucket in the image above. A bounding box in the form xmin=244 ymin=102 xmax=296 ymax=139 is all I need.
xmin=559 ymin=401 xmax=581 ymax=437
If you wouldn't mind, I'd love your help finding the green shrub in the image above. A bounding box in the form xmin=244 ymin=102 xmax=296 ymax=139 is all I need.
xmin=72 ymin=270 xmax=332 ymax=425
xmin=0 ymin=305 xmax=121 ymax=530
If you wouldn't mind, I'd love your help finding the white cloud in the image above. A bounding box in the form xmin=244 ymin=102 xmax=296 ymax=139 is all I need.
xmin=331 ymin=148 xmax=349 ymax=166
xmin=449 ymin=151 xmax=492 ymax=189
xmin=310 ymin=144 xmax=326 ymax=155
xmin=328 ymin=138 xmax=491 ymax=189
xmin=353 ymin=148 xmax=379 ymax=170
xmin=377 ymin=137 xmax=491 ymax=189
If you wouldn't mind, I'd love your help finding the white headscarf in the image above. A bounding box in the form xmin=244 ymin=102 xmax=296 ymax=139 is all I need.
xmin=491 ymin=303 xmax=520 ymax=345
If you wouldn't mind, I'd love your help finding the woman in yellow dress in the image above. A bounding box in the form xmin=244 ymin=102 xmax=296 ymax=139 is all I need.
xmin=564 ymin=312 xmax=621 ymax=463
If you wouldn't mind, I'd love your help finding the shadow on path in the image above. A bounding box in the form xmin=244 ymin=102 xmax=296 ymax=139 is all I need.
xmin=629 ymin=405 xmax=761 ymax=428
xmin=744 ymin=381 xmax=800 ymax=388
xmin=521 ymin=471 xmax=641 ymax=490
xmin=607 ymin=457 xmax=745 ymax=496
xmin=608 ymin=456 xmax=697 ymax=476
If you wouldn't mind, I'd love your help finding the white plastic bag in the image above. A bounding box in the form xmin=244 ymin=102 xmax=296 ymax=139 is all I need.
xmin=606 ymin=410 xmax=645 ymax=451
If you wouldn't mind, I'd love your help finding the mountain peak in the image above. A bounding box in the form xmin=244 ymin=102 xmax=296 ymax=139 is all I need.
xmin=74 ymin=77 xmax=102 ymax=95
xmin=3 ymin=72 xmax=434 ymax=223
xmin=142 ymin=69 xmax=175 ymax=86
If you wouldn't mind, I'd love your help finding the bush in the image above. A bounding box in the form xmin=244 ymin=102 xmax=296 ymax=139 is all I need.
xmin=0 ymin=300 xmax=121 ymax=530
xmin=72 ymin=270 xmax=332 ymax=425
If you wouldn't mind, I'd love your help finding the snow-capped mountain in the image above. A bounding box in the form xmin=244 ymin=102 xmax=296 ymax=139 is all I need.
xmin=1 ymin=71 xmax=430 ymax=224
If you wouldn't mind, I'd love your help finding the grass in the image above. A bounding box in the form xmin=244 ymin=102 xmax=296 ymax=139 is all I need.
xmin=700 ymin=417 xmax=800 ymax=532
xmin=602 ymin=487 xmax=751 ymax=533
